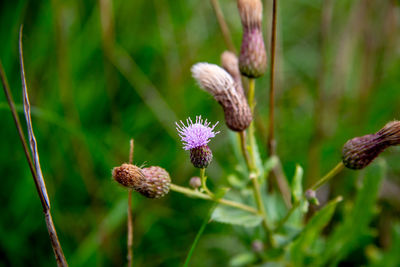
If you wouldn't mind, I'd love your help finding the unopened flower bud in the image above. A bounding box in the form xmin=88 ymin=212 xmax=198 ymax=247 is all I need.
xmin=237 ymin=0 xmax=267 ymax=78
xmin=221 ymin=51 xmax=244 ymax=96
xmin=112 ymin=163 xmax=145 ymax=188
xmin=342 ymin=121 xmax=400 ymax=170
xmin=191 ymin=63 xmax=252 ymax=131
xmin=251 ymin=240 xmax=264 ymax=252
xmin=305 ymin=189 xmax=319 ymax=206
xmin=189 ymin=176 xmax=202 ymax=189
xmin=140 ymin=166 xmax=171 ymax=198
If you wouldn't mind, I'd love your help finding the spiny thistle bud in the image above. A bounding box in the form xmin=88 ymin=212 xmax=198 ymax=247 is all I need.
xmin=221 ymin=51 xmax=244 ymax=96
xmin=191 ymin=63 xmax=253 ymax=131
xmin=176 ymin=116 xmax=219 ymax=168
xmin=237 ymin=0 xmax=267 ymax=78
xmin=112 ymin=164 xmax=170 ymax=199
xmin=112 ymin=163 xmax=145 ymax=188
xmin=141 ymin=166 xmax=171 ymax=198
xmin=189 ymin=176 xmax=202 ymax=189
xmin=342 ymin=121 xmax=400 ymax=170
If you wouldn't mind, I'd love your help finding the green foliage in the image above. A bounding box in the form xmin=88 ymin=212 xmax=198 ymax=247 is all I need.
xmin=1 ymin=0 xmax=399 ymax=266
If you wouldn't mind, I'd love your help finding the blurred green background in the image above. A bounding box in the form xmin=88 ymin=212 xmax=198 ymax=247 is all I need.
xmin=1 ymin=0 xmax=400 ymax=266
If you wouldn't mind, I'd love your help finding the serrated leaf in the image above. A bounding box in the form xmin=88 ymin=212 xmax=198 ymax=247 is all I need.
xmin=315 ymin=159 xmax=386 ymax=267
xmin=289 ymin=196 xmax=343 ymax=266
xmin=211 ymin=204 xmax=262 ymax=227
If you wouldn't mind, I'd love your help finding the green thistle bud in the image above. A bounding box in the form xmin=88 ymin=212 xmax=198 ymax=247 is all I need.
xmin=112 ymin=163 xmax=145 ymax=188
xmin=342 ymin=121 xmax=400 ymax=170
xmin=237 ymin=0 xmax=267 ymax=78
xmin=190 ymin=145 xmax=213 ymax=169
xmin=141 ymin=166 xmax=171 ymax=199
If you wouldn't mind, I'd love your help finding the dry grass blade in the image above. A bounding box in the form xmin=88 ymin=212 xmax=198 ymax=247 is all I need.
xmin=19 ymin=26 xmax=50 ymax=210
xmin=19 ymin=25 xmax=68 ymax=266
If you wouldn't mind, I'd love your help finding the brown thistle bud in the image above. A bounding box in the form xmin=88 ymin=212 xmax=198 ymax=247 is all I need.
xmin=191 ymin=63 xmax=252 ymax=131
xmin=141 ymin=166 xmax=171 ymax=199
xmin=112 ymin=163 xmax=145 ymax=188
xmin=237 ymin=0 xmax=267 ymax=78
xmin=112 ymin=164 xmax=171 ymax=199
xmin=342 ymin=121 xmax=400 ymax=170
xmin=221 ymin=51 xmax=244 ymax=96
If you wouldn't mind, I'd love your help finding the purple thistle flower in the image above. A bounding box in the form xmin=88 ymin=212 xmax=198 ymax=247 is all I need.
xmin=176 ymin=116 xmax=219 ymax=168
xmin=176 ymin=116 xmax=219 ymax=150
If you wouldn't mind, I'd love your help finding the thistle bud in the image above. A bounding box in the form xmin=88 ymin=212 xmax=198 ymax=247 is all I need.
xmin=189 ymin=176 xmax=202 ymax=189
xmin=191 ymin=63 xmax=252 ymax=131
xmin=342 ymin=121 xmax=400 ymax=170
xmin=305 ymin=189 xmax=319 ymax=206
xmin=141 ymin=166 xmax=171 ymax=198
xmin=190 ymin=145 xmax=213 ymax=168
xmin=221 ymin=51 xmax=244 ymax=96
xmin=251 ymin=240 xmax=264 ymax=252
xmin=237 ymin=0 xmax=267 ymax=78
xmin=112 ymin=163 xmax=145 ymax=188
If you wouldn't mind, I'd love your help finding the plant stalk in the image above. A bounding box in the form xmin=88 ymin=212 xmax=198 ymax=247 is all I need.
xmin=210 ymin=0 xmax=236 ymax=53
xmin=170 ymin=184 xmax=258 ymax=214
xmin=267 ymin=0 xmax=278 ymax=156
xmin=127 ymin=139 xmax=134 ymax=267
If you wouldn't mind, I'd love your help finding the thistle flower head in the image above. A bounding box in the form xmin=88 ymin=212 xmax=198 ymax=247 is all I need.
xmin=176 ymin=116 xmax=219 ymax=150
xmin=342 ymin=121 xmax=400 ymax=170
xmin=221 ymin=51 xmax=244 ymax=96
xmin=191 ymin=63 xmax=253 ymax=131
xmin=141 ymin=166 xmax=171 ymax=199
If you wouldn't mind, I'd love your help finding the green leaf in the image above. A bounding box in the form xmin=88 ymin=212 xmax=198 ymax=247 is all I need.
xmin=211 ymin=203 xmax=262 ymax=228
xmin=264 ymin=155 xmax=279 ymax=174
xmin=229 ymin=252 xmax=257 ymax=266
xmin=291 ymin=164 xmax=304 ymax=203
xmin=289 ymin=196 xmax=343 ymax=266
xmin=315 ymin=159 xmax=386 ymax=266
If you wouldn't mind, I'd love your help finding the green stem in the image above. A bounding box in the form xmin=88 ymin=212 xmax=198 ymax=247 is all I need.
xmin=200 ymin=168 xmax=213 ymax=196
xmin=242 ymin=78 xmax=273 ymax=246
xmin=170 ymin=184 xmax=258 ymax=214
xmin=310 ymin=161 xmax=344 ymax=191
xmin=275 ymin=161 xmax=345 ymax=230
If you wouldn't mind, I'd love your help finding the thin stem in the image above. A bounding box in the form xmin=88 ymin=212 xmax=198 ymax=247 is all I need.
xmin=170 ymin=184 xmax=258 ymax=214
xmin=210 ymin=0 xmax=236 ymax=53
xmin=15 ymin=26 xmax=68 ymax=266
xmin=200 ymin=168 xmax=213 ymax=196
xmin=245 ymin=78 xmax=273 ymax=246
xmin=310 ymin=161 xmax=344 ymax=191
xmin=268 ymin=0 xmax=278 ymax=156
xmin=275 ymin=161 xmax=345 ymax=230
xmin=127 ymin=139 xmax=134 ymax=267
xmin=238 ymin=131 xmax=251 ymax=168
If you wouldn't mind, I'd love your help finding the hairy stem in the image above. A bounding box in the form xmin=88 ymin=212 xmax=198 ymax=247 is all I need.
xmin=244 ymin=78 xmax=273 ymax=246
xmin=170 ymin=184 xmax=258 ymax=214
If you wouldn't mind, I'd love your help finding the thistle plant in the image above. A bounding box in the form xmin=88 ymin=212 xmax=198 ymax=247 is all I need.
xmin=2 ymin=0 xmax=398 ymax=266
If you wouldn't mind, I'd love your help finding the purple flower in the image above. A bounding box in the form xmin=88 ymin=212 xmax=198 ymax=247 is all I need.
xmin=176 ymin=116 xmax=219 ymax=151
